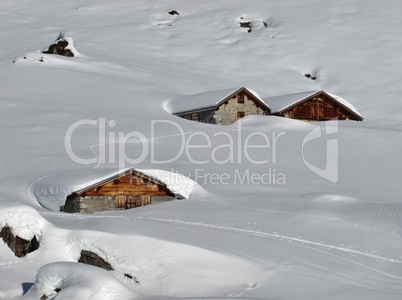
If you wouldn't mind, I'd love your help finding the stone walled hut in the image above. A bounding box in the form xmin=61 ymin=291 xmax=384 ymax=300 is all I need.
xmin=264 ymin=90 xmax=363 ymax=121
xmin=168 ymin=86 xmax=271 ymax=125
xmin=61 ymin=169 xmax=180 ymax=214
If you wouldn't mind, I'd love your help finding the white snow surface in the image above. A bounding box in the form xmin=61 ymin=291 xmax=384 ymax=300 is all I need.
xmin=1 ymin=0 xmax=402 ymax=299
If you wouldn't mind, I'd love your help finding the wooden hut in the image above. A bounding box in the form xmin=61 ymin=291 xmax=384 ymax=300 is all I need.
xmin=61 ymin=169 xmax=178 ymax=214
xmin=264 ymin=90 xmax=363 ymax=121
xmin=168 ymin=86 xmax=271 ymax=125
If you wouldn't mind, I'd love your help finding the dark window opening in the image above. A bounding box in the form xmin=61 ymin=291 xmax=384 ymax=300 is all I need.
xmin=237 ymin=112 xmax=245 ymax=119
xmin=192 ymin=113 xmax=199 ymax=121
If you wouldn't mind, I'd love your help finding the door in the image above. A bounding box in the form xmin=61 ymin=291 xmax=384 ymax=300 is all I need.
xmin=116 ymin=195 xmax=126 ymax=208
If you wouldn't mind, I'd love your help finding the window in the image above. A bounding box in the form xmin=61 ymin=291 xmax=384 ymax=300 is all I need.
xmin=191 ymin=113 xmax=199 ymax=121
xmin=237 ymin=112 xmax=245 ymax=119
xmin=238 ymin=93 xmax=244 ymax=104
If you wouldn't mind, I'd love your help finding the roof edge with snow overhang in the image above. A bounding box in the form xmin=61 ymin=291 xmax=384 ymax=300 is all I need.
xmin=264 ymin=90 xmax=363 ymax=120
xmin=72 ymin=168 xmax=195 ymax=200
xmin=167 ymin=86 xmax=270 ymax=115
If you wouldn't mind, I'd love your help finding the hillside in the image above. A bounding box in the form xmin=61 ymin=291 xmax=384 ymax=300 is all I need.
xmin=1 ymin=0 xmax=402 ymax=299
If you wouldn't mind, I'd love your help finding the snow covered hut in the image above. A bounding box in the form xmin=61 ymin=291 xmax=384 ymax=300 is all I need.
xmin=167 ymin=86 xmax=271 ymax=125
xmin=61 ymin=169 xmax=188 ymax=214
xmin=264 ymin=90 xmax=363 ymax=121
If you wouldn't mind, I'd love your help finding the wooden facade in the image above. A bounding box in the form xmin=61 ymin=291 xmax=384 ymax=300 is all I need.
xmin=61 ymin=169 xmax=176 ymax=214
xmin=272 ymin=91 xmax=363 ymax=121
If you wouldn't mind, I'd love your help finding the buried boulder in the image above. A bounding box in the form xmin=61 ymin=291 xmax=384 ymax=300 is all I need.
xmin=78 ymin=250 xmax=114 ymax=271
xmin=42 ymin=32 xmax=77 ymax=57
xmin=0 ymin=226 xmax=39 ymax=257
xmin=23 ymin=262 xmax=140 ymax=300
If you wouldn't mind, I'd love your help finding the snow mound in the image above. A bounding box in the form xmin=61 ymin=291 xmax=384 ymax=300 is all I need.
xmin=24 ymin=262 xmax=140 ymax=300
xmin=138 ymin=168 xmax=196 ymax=199
xmin=0 ymin=202 xmax=47 ymax=241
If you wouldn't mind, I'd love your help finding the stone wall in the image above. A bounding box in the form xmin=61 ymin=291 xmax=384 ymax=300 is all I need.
xmin=61 ymin=195 xmax=175 ymax=214
xmin=216 ymin=94 xmax=265 ymax=125
xmin=80 ymin=196 xmax=124 ymax=214
xmin=61 ymin=196 xmax=124 ymax=214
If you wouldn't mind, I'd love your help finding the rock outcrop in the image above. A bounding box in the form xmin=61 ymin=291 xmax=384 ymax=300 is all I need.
xmin=0 ymin=226 xmax=39 ymax=257
xmin=42 ymin=32 xmax=75 ymax=57
xmin=78 ymin=250 xmax=114 ymax=271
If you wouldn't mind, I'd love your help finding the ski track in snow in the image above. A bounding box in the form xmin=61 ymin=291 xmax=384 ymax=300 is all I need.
xmin=198 ymin=197 xmax=402 ymax=238
xmin=347 ymin=212 xmax=401 ymax=220
xmin=133 ymin=216 xmax=402 ymax=281
xmin=27 ymin=170 xmax=69 ymax=202
xmin=39 ymin=209 xmax=402 ymax=281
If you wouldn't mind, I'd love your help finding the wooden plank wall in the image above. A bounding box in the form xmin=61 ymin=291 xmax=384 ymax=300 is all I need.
xmin=286 ymin=96 xmax=352 ymax=121
xmin=83 ymin=173 xmax=171 ymax=198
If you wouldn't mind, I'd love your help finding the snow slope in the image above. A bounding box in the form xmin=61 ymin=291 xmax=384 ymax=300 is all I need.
xmin=1 ymin=0 xmax=402 ymax=299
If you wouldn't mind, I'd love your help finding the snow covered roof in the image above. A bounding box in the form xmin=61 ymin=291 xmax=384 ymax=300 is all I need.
xmin=73 ymin=168 xmax=194 ymax=199
xmin=167 ymin=86 xmax=269 ymax=114
xmin=263 ymin=90 xmax=363 ymax=119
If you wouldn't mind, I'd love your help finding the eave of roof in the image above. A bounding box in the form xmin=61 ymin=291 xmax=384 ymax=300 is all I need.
xmin=73 ymin=168 xmax=168 ymax=195
xmin=264 ymin=90 xmax=363 ymax=120
xmin=168 ymin=86 xmax=270 ymax=115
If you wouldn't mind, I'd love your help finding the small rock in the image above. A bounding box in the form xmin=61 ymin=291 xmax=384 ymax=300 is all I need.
xmin=239 ymin=21 xmax=252 ymax=33
xmin=304 ymin=73 xmax=317 ymax=80
xmin=168 ymin=10 xmax=179 ymax=15
xmin=239 ymin=21 xmax=252 ymax=28
xmin=125 ymin=273 xmax=140 ymax=284
xmin=78 ymin=250 xmax=114 ymax=271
